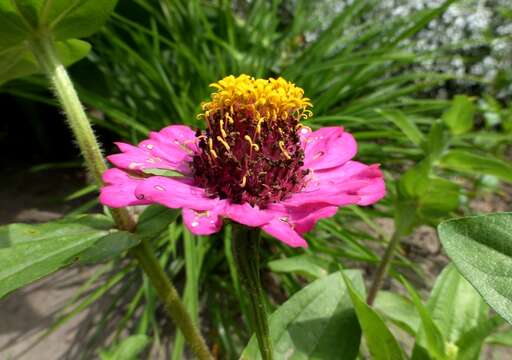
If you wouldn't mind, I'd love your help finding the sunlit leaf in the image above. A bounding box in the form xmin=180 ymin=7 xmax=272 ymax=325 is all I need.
xmin=268 ymin=255 xmax=330 ymax=279
xmin=0 ymin=39 xmax=90 ymax=84
xmin=0 ymin=215 xmax=114 ymax=298
xmin=241 ymin=271 xmax=363 ymax=360
xmin=438 ymin=213 xmax=512 ymax=324
xmin=439 ymin=150 xmax=512 ymax=184
xmin=442 ymin=95 xmax=475 ymax=135
xmin=99 ymin=335 xmax=151 ymax=360
xmin=344 ymin=274 xmax=405 ymax=360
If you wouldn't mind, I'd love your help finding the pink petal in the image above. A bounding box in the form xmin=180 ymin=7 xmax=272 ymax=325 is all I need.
xmin=149 ymin=124 xmax=199 ymax=153
xmin=267 ymin=202 xmax=338 ymax=234
xmin=139 ymin=139 xmax=193 ymax=174
xmin=286 ymin=161 xmax=385 ymax=207
xmin=107 ymin=125 xmax=198 ymax=175
xmin=134 ymin=176 xmax=218 ymax=210
xmin=100 ymin=168 xmax=150 ymax=207
xmin=223 ymin=203 xmax=274 ymax=227
xmin=288 ymin=204 xmax=338 ymax=233
xmin=108 ymin=142 xmax=190 ymax=174
xmin=261 ymin=218 xmax=308 ymax=248
xmin=182 ymin=202 xmax=226 ymax=235
xmin=303 ymin=127 xmax=357 ymax=170
xmin=283 ymin=187 xmax=361 ymax=207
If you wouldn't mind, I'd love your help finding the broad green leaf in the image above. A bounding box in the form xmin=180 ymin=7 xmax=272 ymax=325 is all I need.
xmin=374 ymin=291 xmax=420 ymax=336
xmin=442 ymin=95 xmax=475 ymax=135
xmin=241 ymin=271 xmax=363 ymax=360
xmin=1 ymin=0 xmax=118 ymax=43
xmin=427 ymin=264 xmax=488 ymax=344
xmin=439 ymin=150 xmax=512 ymax=183
xmin=417 ymin=178 xmax=460 ymax=221
xmin=438 ymin=213 xmax=512 ymax=324
xmin=404 ymin=279 xmax=446 ymax=360
xmin=343 ymin=274 xmax=405 ymax=360
xmin=268 ymin=255 xmax=330 ymax=279
xmin=397 ymin=159 xmax=431 ymax=199
xmin=40 ymin=0 xmax=119 ymax=40
xmin=78 ymin=231 xmax=140 ymax=264
xmin=135 ymin=205 xmax=180 ymax=240
xmin=0 ymin=214 xmax=112 ymax=245
xmin=0 ymin=39 xmax=90 ymax=84
xmin=0 ymin=1 xmax=30 ymax=48
xmin=426 ymin=120 xmax=448 ymax=160
xmin=99 ymin=335 xmax=151 ymax=360
xmin=377 ymin=109 xmax=425 ymax=146
xmin=0 ymin=215 xmax=114 ymax=298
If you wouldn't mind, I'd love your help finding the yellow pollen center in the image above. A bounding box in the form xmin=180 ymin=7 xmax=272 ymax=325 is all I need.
xmin=200 ymin=74 xmax=313 ymax=126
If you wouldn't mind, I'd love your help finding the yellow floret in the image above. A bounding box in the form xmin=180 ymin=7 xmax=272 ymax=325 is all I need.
xmin=201 ymin=74 xmax=312 ymax=123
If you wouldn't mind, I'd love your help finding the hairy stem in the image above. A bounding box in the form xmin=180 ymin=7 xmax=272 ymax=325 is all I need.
xmin=30 ymin=35 xmax=212 ymax=360
xmin=130 ymin=238 xmax=212 ymax=360
xmin=232 ymin=224 xmax=273 ymax=360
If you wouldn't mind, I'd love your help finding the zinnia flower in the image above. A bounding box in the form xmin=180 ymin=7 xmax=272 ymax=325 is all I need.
xmin=100 ymin=75 xmax=385 ymax=247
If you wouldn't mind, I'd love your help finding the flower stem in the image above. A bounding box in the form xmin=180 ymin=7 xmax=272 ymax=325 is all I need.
xmin=30 ymin=34 xmax=212 ymax=360
xmin=232 ymin=224 xmax=273 ymax=360
xmin=130 ymin=237 xmax=212 ymax=360
xmin=366 ymin=231 xmax=401 ymax=305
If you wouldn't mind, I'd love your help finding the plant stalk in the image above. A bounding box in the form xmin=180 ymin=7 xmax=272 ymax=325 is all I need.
xmin=366 ymin=231 xmax=401 ymax=305
xmin=130 ymin=237 xmax=212 ymax=360
xmin=30 ymin=34 xmax=212 ymax=360
xmin=232 ymin=224 xmax=273 ymax=360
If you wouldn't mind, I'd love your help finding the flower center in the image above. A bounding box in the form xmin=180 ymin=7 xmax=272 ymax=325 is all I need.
xmin=192 ymin=75 xmax=313 ymax=207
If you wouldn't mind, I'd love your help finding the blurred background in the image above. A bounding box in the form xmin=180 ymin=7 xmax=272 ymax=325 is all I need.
xmin=0 ymin=0 xmax=511 ymax=359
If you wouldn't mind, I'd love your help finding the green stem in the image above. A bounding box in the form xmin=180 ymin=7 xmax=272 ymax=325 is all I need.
xmin=30 ymin=34 xmax=212 ymax=360
xmin=367 ymin=199 xmax=416 ymax=305
xmin=232 ymin=224 xmax=273 ymax=360
xmin=366 ymin=231 xmax=401 ymax=305
xmin=131 ymin=238 xmax=212 ymax=360
xmin=29 ymin=34 xmax=135 ymax=231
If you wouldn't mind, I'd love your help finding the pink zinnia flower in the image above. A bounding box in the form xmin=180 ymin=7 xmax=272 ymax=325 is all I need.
xmin=100 ymin=75 xmax=386 ymax=248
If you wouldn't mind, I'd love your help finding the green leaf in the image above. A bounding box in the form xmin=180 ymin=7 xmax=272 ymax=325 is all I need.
xmin=403 ymin=278 xmax=446 ymax=360
xmin=417 ymin=177 xmax=460 ymax=221
xmin=78 ymin=231 xmax=140 ymax=265
xmin=377 ymin=109 xmax=425 ymax=146
xmin=374 ymin=291 xmax=420 ymax=336
xmin=439 ymin=150 xmax=512 ymax=184
xmin=1 ymin=0 xmax=118 ymax=43
xmin=0 ymin=39 xmax=90 ymax=85
xmin=267 ymin=255 xmax=330 ymax=279
xmin=486 ymin=328 xmax=512 ymax=347
xmin=427 ymin=264 xmax=488 ymax=344
xmin=0 ymin=2 xmax=29 ymax=48
xmin=241 ymin=271 xmax=363 ymax=360
xmin=438 ymin=213 xmax=512 ymax=324
xmin=99 ymin=335 xmax=151 ymax=360
xmin=442 ymin=95 xmax=475 ymax=135
xmin=456 ymin=315 xmax=505 ymax=360
xmin=135 ymin=205 xmax=180 ymax=241
xmin=41 ymin=0 xmax=119 ymax=40
xmin=0 ymin=215 xmax=114 ymax=298
xmin=426 ymin=120 xmax=448 ymax=160
xmin=343 ymin=274 xmax=405 ymax=360
xmin=397 ymin=159 xmax=431 ymax=199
